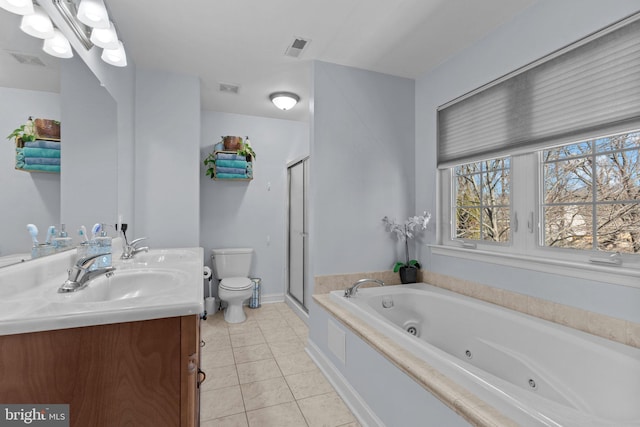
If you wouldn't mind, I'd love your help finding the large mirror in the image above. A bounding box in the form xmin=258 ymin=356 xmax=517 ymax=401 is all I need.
xmin=0 ymin=4 xmax=118 ymax=267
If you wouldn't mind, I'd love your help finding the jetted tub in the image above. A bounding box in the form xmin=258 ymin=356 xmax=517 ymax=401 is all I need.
xmin=328 ymin=283 xmax=640 ymax=427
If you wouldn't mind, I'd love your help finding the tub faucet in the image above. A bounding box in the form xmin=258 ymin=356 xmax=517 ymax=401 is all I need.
xmin=58 ymin=253 xmax=115 ymax=293
xmin=121 ymin=236 xmax=149 ymax=260
xmin=344 ymin=278 xmax=385 ymax=298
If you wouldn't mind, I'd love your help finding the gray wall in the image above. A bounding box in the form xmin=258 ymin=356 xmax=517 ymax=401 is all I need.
xmin=415 ymin=0 xmax=640 ymax=322
xmin=200 ymin=111 xmax=309 ymax=300
xmin=0 ymin=87 xmax=60 ymax=255
xmin=134 ymin=69 xmax=201 ymax=248
xmin=311 ymin=61 xmax=415 ymax=278
xmin=60 ymin=56 xmax=118 ymax=235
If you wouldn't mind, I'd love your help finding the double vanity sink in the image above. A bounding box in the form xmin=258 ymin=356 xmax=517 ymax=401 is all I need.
xmin=0 ymin=245 xmax=204 ymax=336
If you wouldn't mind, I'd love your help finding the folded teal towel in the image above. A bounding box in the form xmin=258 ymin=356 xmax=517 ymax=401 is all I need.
xmin=22 ymin=147 xmax=61 ymax=158
xmin=216 ymin=166 xmax=246 ymax=175
xmin=23 ymin=140 xmax=61 ymax=150
xmin=216 ymin=159 xmax=247 ymax=169
xmin=216 ymin=153 xmax=245 ymax=160
xmin=24 ymin=157 xmax=60 ymax=165
xmin=19 ymin=164 xmax=60 ymax=173
xmin=216 ymin=172 xmax=248 ymax=179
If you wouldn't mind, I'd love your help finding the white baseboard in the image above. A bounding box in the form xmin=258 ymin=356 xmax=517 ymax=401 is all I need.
xmin=306 ymin=340 xmax=384 ymax=427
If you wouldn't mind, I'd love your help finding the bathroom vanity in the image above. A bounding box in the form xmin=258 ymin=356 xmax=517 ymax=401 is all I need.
xmin=0 ymin=247 xmax=204 ymax=427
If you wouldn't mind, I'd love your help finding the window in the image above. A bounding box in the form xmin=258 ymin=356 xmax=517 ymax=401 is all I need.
xmin=541 ymin=131 xmax=640 ymax=253
xmin=454 ymin=157 xmax=510 ymax=243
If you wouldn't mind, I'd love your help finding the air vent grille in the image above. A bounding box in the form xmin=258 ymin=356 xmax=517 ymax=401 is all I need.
xmin=285 ymin=37 xmax=310 ymax=58
xmin=9 ymin=52 xmax=46 ymax=67
xmin=219 ymin=83 xmax=240 ymax=94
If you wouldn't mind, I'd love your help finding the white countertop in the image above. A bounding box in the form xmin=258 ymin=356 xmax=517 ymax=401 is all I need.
xmin=0 ymin=247 xmax=204 ymax=336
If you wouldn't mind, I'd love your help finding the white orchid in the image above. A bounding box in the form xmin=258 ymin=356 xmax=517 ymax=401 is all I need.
xmin=382 ymin=211 xmax=431 ymax=271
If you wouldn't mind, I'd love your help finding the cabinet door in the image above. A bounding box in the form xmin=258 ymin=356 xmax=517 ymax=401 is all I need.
xmin=181 ymin=315 xmax=200 ymax=427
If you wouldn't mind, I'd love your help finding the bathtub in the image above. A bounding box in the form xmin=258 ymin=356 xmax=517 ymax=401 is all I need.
xmin=327 ymin=283 xmax=640 ymax=427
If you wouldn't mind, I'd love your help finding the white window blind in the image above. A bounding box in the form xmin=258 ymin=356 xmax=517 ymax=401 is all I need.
xmin=437 ymin=13 xmax=640 ymax=168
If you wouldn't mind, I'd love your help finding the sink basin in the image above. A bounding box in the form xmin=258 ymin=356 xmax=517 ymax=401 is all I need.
xmin=117 ymin=248 xmax=201 ymax=268
xmin=59 ymin=269 xmax=185 ymax=303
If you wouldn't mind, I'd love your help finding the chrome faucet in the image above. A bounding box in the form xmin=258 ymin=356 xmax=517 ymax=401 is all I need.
xmin=121 ymin=236 xmax=149 ymax=260
xmin=58 ymin=253 xmax=115 ymax=293
xmin=344 ymin=278 xmax=385 ymax=298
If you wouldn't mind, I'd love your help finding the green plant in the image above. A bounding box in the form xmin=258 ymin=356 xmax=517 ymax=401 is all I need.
xmin=382 ymin=211 xmax=431 ymax=271
xmin=237 ymin=136 xmax=256 ymax=159
xmin=7 ymin=117 xmax=36 ymax=142
xmin=203 ymin=152 xmax=216 ymax=178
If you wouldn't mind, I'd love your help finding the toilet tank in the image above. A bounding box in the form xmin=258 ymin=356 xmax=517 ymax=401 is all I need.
xmin=211 ymin=248 xmax=253 ymax=278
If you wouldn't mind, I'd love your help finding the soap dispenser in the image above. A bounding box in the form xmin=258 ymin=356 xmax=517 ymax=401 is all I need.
xmin=93 ymin=223 xmax=112 ymax=269
xmin=53 ymin=224 xmax=73 ymax=251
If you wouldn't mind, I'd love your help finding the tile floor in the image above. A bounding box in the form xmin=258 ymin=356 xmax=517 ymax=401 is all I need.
xmin=200 ymin=302 xmax=360 ymax=427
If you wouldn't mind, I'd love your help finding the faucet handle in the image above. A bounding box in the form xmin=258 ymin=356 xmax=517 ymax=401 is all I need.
xmin=76 ymin=252 xmax=105 ymax=268
xmin=129 ymin=237 xmax=148 ymax=248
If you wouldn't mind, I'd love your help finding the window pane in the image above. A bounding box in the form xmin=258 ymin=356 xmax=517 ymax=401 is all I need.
xmin=543 ymin=141 xmax=591 ymax=161
xmin=595 ymin=150 xmax=640 ymax=202
xmin=543 ymin=205 xmax=593 ymax=249
xmin=596 ymin=203 xmax=640 ymax=253
xmin=454 ymin=156 xmax=510 ymax=244
xmin=483 ymin=167 xmax=510 ymax=205
xmin=543 ymin=158 xmax=592 ymax=204
xmin=595 ymin=131 xmax=640 ymax=153
xmin=482 ymin=207 xmax=510 ymax=242
xmin=456 ymin=174 xmax=481 ymax=205
xmin=456 ymin=207 xmax=480 ymax=240
xmin=455 ymin=162 xmax=481 ymax=176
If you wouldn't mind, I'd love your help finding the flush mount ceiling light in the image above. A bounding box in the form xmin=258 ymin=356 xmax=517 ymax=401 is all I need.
xmin=20 ymin=5 xmax=55 ymax=39
xmin=77 ymin=0 xmax=109 ymax=29
xmin=101 ymin=40 xmax=127 ymax=67
xmin=270 ymin=92 xmax=299 ymax=111
xmin=43 ymin=28 xmax=73 ymax=58
xmin=90 ymin=20 xmax=118 ymax=49
xmin=0 ymin=0 xmax=34 ymax=15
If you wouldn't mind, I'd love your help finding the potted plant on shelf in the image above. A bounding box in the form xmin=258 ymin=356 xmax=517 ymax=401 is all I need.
xmin=203 ymin=136 xmax=257 ymax=179
xmin=7 ymin=117 xmax=36 ymax=145
xmin=382 ymin=211 xmax=431 ymax=284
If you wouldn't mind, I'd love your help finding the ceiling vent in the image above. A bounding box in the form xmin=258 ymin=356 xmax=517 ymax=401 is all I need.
xmin=219 ymin=83 xmax=240 ymax=94
xmin=284 ymin=37 xmax=310 ymax=58
xmin=8 ymin=52 xmax=47 ymax=67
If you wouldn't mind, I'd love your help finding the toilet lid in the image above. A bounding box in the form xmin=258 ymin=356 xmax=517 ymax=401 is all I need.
xmin=219 ymin=277 xmax=253 ymax=291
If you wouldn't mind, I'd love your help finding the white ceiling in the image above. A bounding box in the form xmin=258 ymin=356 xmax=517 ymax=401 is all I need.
xmin=2 ymin=0 xmax=537 ymax=122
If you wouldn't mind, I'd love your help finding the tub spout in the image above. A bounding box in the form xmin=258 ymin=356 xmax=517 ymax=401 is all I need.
xmin=344 ymin=278 xmax=385 ymax=298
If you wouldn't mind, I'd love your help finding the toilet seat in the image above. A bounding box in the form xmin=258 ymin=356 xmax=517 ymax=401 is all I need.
xmin=219 ymin=277 xmax=253 ymax=291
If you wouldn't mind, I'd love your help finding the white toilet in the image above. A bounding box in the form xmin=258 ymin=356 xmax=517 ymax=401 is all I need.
xmin=211 ymin=248 xmax=254 ymax=323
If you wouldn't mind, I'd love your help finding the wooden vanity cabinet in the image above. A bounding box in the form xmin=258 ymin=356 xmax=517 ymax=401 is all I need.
xmin=0 ymin=315 xmax=200 ymax=427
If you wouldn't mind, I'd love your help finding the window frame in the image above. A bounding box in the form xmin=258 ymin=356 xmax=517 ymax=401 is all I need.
xmin=437 ymin=134 xmax=640 ymax=289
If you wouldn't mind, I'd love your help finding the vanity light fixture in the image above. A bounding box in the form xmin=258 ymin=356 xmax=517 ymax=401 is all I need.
xmin=90 ymin=20 xmax=118 ymax=49
xmin=0 ymin=0 xmax=34 ymax=15
xmin=76 ymin=0 xmax=109 ymax=29
xmin=20 ymin=5 xmax=55 ymax=39
xmin=270 ymin=92 xmax=300 ymax=110
xmin=101 ymin=40 xmax=126 ymax=67
xmin=43 ymin=28 xmax=73 ymax=58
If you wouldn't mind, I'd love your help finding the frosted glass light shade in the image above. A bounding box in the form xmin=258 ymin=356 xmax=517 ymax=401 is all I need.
xmin=101 ymin=41 xmax=127 ymax=67
xmin=77 ymin=0 xmax=109 ymax=29
xmin=90 ymin=21 xmax=118 ymax=49
xmin=270 ymin=92 xmax=299 ymax=110
xmin=0 ymin=0 xmax=34 ymax=15
xmin=43 ymin=28 xmax=73 ymax=58
xmin=20 ymin=5 xmax=54 ymax=39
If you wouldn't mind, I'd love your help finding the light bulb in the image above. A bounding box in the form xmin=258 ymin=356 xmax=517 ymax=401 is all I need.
xmin=20 ymin=5 xmax=55 ymax=39
xmin=43 ymin=28 xmax=73 ymax=58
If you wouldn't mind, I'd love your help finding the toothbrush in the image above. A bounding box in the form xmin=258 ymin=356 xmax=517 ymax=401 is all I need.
xmin=78 ymin=226 xmax=89 ymax=243
xmin=45 ymin=225 xmax=56 ymax=245
xmin=26 ymin=224 xmax=39 ymax=246
xmin=91 ymin=223 xmax=101 ymax=240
